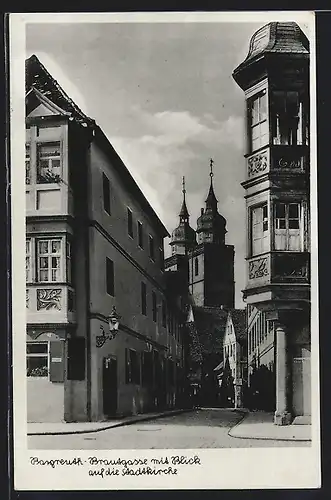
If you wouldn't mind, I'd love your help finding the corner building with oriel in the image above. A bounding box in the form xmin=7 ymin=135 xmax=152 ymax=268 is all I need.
xmin=233 ymin=22 xmax=311 ymax=424
xmin=25 ymin=55 xmax=186 ymax=423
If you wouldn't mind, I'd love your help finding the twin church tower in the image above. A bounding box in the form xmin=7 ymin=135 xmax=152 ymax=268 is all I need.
xmin=165 ymin=160 xmax=235 ymax=309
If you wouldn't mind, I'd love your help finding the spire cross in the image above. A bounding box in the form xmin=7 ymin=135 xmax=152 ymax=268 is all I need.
xmin=182 ymin=175 xmax=186 ymax=195
xmin=210 ymin=158 xmax=214 ymax=178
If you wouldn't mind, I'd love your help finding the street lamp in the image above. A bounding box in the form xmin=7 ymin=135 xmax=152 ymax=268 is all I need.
xmin=108 ymin=305 xmax=121 ymax=332
xmin=96 ymin=306 xmax=121 ymax=348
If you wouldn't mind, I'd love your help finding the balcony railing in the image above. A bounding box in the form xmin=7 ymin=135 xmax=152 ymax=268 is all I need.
xmin=247 ymin=252 xmax=310 ymax=288
xmin=246 ymin=145 xmax=308 ymax=181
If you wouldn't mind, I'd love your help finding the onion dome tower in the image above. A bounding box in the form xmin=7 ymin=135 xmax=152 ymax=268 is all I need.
xmin=196 ymin=159 xmax=227 ymax=245
xmin=170 ymin=177 xmax=196 ymax=255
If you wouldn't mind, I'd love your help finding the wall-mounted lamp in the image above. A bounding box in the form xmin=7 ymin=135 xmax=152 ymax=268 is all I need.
xmin=108 ymin=306 xmax=121 ymax=332
xmin=96 ymin=306 xmax=121 ymax=348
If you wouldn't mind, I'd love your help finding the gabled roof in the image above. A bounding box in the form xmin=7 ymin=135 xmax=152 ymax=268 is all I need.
xmin=25 ymin=55 xmax=170 ymax=238
xmin=229 ymin=308 xmax=247 ymax=342
xmin=187 ymin=306 xmax=228 ymax=356
xmin=26 ymin=55 xmax=94 ymax=126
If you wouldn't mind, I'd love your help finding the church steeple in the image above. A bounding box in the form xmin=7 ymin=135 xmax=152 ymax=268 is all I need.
xmin=196 ymin=158 xmax=227 ymax=245
xmin=179 ymin=176 xmax=190 ymax=222
xmin=205 ymin=158 xmax=218 ymax=212
xmin=170 ymin=176 xmax=196 ymax=255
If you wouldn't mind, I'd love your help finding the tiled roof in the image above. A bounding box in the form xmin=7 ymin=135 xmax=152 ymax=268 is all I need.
xmin=25 ymin=55 xmax=170 ymax=238
xmin=26 ymin=54 xmax=94 ymax=126
xmin=244 ymin=22 xmax=309 ymax=64
xmin=189 ymin=306 xmax=228 ymax=356
xmin=229 ymin=308 xmax=247 ymax=342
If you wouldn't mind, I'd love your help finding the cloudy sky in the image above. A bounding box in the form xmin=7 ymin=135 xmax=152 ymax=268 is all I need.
xmin=25 ymin=17 xmax=310 ymax=307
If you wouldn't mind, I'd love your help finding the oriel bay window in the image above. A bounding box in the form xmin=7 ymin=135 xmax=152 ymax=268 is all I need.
xmin=33 ymin=237 xmax=72 ymax=283
xmin=248 ymin=90 xmax=268 ymax=152
xmin=274 ymin=202 xmax=301 ymax=251
xmin=38 ymin=240 xmax=62 ymax=282
xmin=251 ymin=204 xmax=269 ymax=256
xmin=271 ymin=91 xmax=308 ymax=146
xmin=37 ymin=142 xmax=62 ymax=183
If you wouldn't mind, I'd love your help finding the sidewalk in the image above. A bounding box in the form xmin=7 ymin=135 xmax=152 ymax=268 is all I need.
xmin=229 ymin=411 xmax=312 ymax=442
xmin=27 ymin=408 xmax=191 ymax=436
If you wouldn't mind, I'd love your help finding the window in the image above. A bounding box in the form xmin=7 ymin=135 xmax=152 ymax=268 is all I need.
xmin=251 ymin=204 xmax=269 ymax=256
xmin=138 ymin=221 xmax=144 ymax=248
xmin=149 ymin=235 xmax=155 ymax=261
xmin=141 ymin=282 xmax=147 ymax=315
xmin=66 ymin=241 xmax=72 ymax=283
xmin=102 ymin=173 xmax=111 ymax=215
xmin=26 ymin=342 xmax=48 ymax=377
xmin=248 ymin=91 xmax=268 ymax=152
xmin=25 ymin=144 xmax=30 ymax=184
xmin=271 ymin=91 xmax=308 ymax=146
xmin=26 ymin=239 xmax=31 ymax=282
xmin=37 ymin=239 xmax=62 ymax=282
xmin=152 ymin=291 xmax=157 ymax=322
xmin=159 ymin=246 xmax=164 ymax=269
xmin=162 ymin=300 xmax=167 ymax=327
xmin=127 ymin=208 xmax=133 ymax=238
xmin=274 ymin=202 xmax=301 ymax=251
xmin=194 ymin=257 xmax=199 ymax=276
xmin=126 ymin=348 xmax=140 ymax=384
xmin=37 ymin=142 xmax=61 ymax=183
xmin=106 ymin=258 xmax=114 ymax=296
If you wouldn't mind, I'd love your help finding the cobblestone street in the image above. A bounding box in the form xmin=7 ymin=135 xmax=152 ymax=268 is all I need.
xmin=28 ymin=409 xmax=308 ymax=449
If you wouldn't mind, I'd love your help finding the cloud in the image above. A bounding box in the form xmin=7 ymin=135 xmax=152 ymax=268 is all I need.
xmin=107 ymin=107 xmax=245 ymax=228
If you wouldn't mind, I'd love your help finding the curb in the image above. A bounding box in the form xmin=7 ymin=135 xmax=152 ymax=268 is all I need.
xmin=227 ymin=412 xmax=312 ymax=442
xmin=28 ymin=408 xmax=193 ymax=437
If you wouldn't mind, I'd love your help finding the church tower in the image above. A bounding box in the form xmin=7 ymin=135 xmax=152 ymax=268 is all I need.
xmin=188 ymin=160 xmax=235 ymax=308
xmin=170 ymin=176 xmax=196 ymax=256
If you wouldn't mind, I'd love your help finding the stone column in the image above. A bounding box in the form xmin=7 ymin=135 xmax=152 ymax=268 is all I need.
xmin=274 ymin=322 xmax=292 ymax=425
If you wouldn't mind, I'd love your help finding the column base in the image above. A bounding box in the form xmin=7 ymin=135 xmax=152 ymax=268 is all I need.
xmin=274 ymin=410 xmax=292 ymax=426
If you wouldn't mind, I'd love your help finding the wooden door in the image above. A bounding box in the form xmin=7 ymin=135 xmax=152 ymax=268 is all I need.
xmin=102 ymin=357 xmax=117 ymax=417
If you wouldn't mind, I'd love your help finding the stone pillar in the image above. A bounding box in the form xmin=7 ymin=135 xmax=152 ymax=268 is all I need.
xmin=274 ymin=323 xmax=292 ymax=425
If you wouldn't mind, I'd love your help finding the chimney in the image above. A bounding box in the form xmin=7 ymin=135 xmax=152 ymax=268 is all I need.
xmin=201 ymin=208 xmax=204 ymax=215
